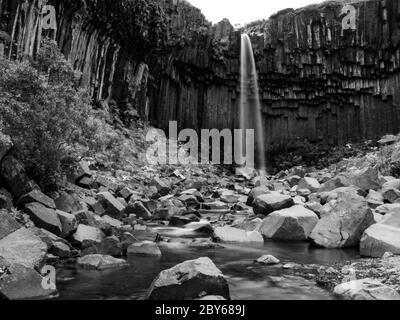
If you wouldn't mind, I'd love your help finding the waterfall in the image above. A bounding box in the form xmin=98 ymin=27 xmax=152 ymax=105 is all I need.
xmin=239 ymin=33 xmax=266 ymax=172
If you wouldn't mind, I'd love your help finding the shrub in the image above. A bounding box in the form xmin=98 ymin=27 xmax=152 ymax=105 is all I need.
xmin=0 ymin=39 xmax=103 ymax=191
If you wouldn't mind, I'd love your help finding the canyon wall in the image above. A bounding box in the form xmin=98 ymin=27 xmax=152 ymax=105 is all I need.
xmin=1 ymin=0 xmax=400 ymax=149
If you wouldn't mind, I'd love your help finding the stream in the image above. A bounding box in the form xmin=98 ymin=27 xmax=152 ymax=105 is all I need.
xmin=56 ymin=227 xmax=360 ymax=300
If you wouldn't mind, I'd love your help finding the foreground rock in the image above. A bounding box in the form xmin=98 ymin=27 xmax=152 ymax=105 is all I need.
xmin=214 ymin=226 xmax=263 ymax=243
xmin=0 ymin=228 xmax=47 ymax=269
xmin=334 ymin=279 xmax=400 ymax=300
xmin=360 ymin=208 xmax=400 ymax=257
xmin=147 ymin=257 xmax=230 ymax=300
xmin=77 ymin=254 xmax=128 ymax=270
xmin=258 ymin=205 xmax=318 ymax=240
xmin=0 ymin=257 xmax=57 ymax=300
xmin=310 ymin=189 xmax=374 ymax=248
xmin=252 ymin=192 xmax=294 ymax=215
xmin=24 ymin=203 xmax=62 ymax=236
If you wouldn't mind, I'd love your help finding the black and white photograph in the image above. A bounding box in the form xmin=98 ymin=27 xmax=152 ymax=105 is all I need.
xmin=1 ymin=0 xmax=400 ymax=305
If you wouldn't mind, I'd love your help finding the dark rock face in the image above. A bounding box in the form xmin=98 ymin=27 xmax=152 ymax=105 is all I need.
xmin=3 ymin=0 xmax=400 ymax=149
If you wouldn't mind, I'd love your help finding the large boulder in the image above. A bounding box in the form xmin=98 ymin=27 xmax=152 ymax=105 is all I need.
xmin=56 ymin=210 xmax=78 ymax=238
xmin=0 ymin=211 xmax=21 ymax=240
xmin=147 ymin=257 xmax=230 ymax=300
xmin=77 ymin=254 xmax=128 ymax=270
xmin=298 ymin=177 xmax=321 ymax=193
xmin=72 ymin=224 xmax=105 ymax=246
xmin=310 ymin=189 xmax=374 ymax=248
xmin=349 ymin=167 xmax=382 ymax=192
xmin=252 ymin=192 xmax=294 ymax=215
xmin=0 ymin=228 xmax=47 ymax=269
xmin=0 ymin=257 xmax=57 ymax=300
xmin=31 ymin=228 xmax=73 ymax=259
xmin=17 ymin=190 xmax=56 ymax=209
xmin=334 ymin=279 xmax=400 ymax=300
xmin=24 ymin=202 xmax=62 ymax=236
xmin=96 ymin=192 xmax=125 ymax=219
xmin=360 ymin=208 xmax=400 ymax=257
xmin=258 ymin=205 xmax=319 ymax=240
xmin=0 ymin=155 xmax=36 ymax=199
xmin=214 ymin=226 xmax=263 ymax=243
xmin=246 ymin=185 xmax=270 ymax=205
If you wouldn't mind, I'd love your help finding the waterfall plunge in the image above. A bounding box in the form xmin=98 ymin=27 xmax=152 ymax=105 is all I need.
xmin=239 ymin=34 xmax=266 ymax=172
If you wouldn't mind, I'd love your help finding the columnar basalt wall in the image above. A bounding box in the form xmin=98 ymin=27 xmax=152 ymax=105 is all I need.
xmin=1 ymin=0 xmax=400 ymax=150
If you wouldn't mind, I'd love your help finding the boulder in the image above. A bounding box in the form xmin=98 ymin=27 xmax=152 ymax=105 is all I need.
xmin=56 ymin=210 xmax=77 ymax=238
xmin=97 ymin=192 xmax=125 ymax=219
xmin=0 ymin=211 xmax=21 ymax=240
xmin=17 ymin=190 xmax=56 ymax=209
xmin=127 ymin=241 xmax=162 ymax=257
xmin=82 ymin=196 xmax=105 ymax=215
xmin=32 ymin=228 xmax=72 ymax=259
xmin=246 ymin=185 xmax=270 ymax=205
xmin=150 ymin=177 xmax=171 ymax=196
xmin=366 ymin=190 xmax=384 ymax=208
xmin=360 ymin=208 xmax=400 ymax=257
xmin=214 ymin=226 xmax=264 ymax=243
xmin=0 ymin=257 xmax=57 ymax=300
xmin=77 ymin=254 xmax=128 ymax=270
xmin=334 ymin=279 xmax=400 ymax=300
xmin=310 ymin=190 xmax=374 ymax=248
xmin=0 ymin=155 xmax=36 ymax=199
xmin=298 ymin=177 xmax=321 ymax=193
xmin=125 ymin=201 xmax=152 ymax=219
xmin=24 ymin=202 xmax=62 ymax=236
xmin=349 ymin=167 xmax=382 ymax=192
xmin=147 ymin=257 xmax=230 ymax=300
xmin=0 ymin=228 xmax=47 ymax=269
xmin=72 ymin=224 xmax=105 ymax=246
xmin=252 ymin=192 xmax=294 ymax=215
xmin=319 ymin=175 xmax=351 ymax=192
xmin=259 ymin=205 xmax=319 ymax=240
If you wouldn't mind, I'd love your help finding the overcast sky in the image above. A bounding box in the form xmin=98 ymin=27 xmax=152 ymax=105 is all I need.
xmin=187 ymin=0 xmax=320 ymax=25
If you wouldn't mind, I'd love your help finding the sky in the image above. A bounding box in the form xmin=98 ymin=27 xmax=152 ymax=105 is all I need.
xmin=187 ymin=0 xmax=320 ymax=25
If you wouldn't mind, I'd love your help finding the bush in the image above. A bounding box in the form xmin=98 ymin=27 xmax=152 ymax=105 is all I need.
xmin=0 ymin=39 xmax=104 ymax=191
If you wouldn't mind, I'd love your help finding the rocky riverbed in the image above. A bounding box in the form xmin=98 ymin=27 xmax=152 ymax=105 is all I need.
xmin=1 ymin=131 xmax=400 ymax=300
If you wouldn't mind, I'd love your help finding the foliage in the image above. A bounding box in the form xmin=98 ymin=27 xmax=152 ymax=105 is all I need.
xmin=79 ymin=0 xmax=168 ymax=58
xmin=0 ymin=39 xmax=106 ymax=191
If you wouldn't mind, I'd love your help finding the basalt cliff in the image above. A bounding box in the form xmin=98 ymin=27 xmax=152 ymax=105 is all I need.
xmin=1 ymin=0 xmax=400 ymax=149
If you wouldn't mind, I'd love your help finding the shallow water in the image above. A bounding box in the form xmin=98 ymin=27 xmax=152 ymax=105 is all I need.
xmin=56 ymin=239 xmax=359 ymax=300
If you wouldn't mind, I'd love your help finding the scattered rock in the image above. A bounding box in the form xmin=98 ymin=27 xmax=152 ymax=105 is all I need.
xmin=246 ymin=185 xmax=270 ymax=205
xmin=256 ymin=255 xmax=280 ymax=265
xmin=298 ymin=177 xmax=321 ymax=193
xmin=17 ymin=190 xmax=56 ymax=209
xmin=97 ymin=192 xmax=125 ymax=219
xmin=82 ymin=235 xmax=122 ymax=257
xmin=147 ymin=257 xmax=230 ymax=300
xmin=127 ymin=241 xmax=162 ymax=257
xmin=72 ymin=224 xmax=105 ymax=246
xmin=56 ymin=210 xmax=77 ymax=238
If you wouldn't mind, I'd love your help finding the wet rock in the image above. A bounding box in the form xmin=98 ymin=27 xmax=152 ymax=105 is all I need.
xmin=72 ymin=224 xmax=105 ymax=246
xmin=310 ymin=191 xmax=374 ymax=248
xmin=24 ymin=203 xmax=62 ymax=236
xmin=214 ymin=226 xmax=263 ymax=243
xmin=0 ymin=228 xmax=47 ymax=269
xmin=256 ymin=255 xmax=280 ymax=265
xmin=55 ymin=192 xmax=83 ymax=214
xmin=334 ymin=279 xmax=400 ymax=300
xmin=0 ymin=155 xmax=37 ymax=199
xmin=97 ymin=192 xmax=125 ymax=219
xmin=77 ymin=254 xmax=128 ymax=270
xmin=147 ymin=257 xmax=230 ymax=300
xmin=0 ymin=211 xmax=21 ymax=240
xmin=56 ymin=210 xmax=78 ymax=238
xmin=360 ymin=208 xmax=400 ymax=258
xmin=82 ymin=235 xmax=122 ymax=257
xmin=127 ymin=241 xmax=162 ymax=257
xmin=17 ymin=190 xmax=56 ymax=210
xmin=259 ymin=205 xmax=319 ymax=241
xmin=246 ymin=185 xmax=270 ymax=205
xmin=0 ymin=257 xmax=57 ymax=300
xmin=298 ymin=177 xmax=321 ymax=193
xmin=253 ymin=192 xmax=294 ymax=215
